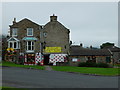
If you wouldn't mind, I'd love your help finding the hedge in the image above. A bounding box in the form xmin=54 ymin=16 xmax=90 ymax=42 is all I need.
xmin=78 ymin=62 xmax=109 ymax=68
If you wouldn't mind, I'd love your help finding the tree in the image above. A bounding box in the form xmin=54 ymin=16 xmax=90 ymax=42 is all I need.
xmin=100 ymin=42 xmax=114 ymax=49
xmin=1 ymin=34 xmax=7 ymax=60
xmin=69 ymin=41 xmax=72 ymax=45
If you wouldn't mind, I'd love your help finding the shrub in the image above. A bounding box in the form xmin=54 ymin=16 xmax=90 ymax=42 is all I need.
xmin=78 ymin=62 xmax=86 ymax=67
xmin=78 ymin=62 xmax=109 ymax=68
xmin=78 ymin=62 xmax=97 ymax=67
xmin=96 ymin=63 xmax=109 ymax=68
xmin=85 ymin=62 xmax=97 ymax=67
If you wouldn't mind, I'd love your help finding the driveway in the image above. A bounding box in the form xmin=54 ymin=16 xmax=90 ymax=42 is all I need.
xmin=2 ymin=67 xmax=119 ymax=88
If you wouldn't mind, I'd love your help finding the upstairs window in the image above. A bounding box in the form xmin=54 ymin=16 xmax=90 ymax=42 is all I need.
xmin=43 ymin=32 xmax=47 ymax=37
xmin=27 ymin=28 xmax=33 ymax=36
xmin=12 ymin=28 xmax=18 ymax=36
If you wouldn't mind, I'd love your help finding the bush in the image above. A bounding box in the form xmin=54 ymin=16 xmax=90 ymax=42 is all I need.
xmin=96 ymin=63 xmax=109 ymax=68
xmin=78 ymin=62 xmax=97 ymax=67
xmin=78 ymin=62 xmax=87 ymax=67
xmin=78 ymin=62 xmax=109 ymax=68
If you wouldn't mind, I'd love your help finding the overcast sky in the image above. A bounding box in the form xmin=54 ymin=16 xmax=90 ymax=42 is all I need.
xmin=2 ymin=2 xmax=118 ymax=48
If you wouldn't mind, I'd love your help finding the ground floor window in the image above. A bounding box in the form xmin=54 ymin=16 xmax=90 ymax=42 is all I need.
xmin=86 ymin=56 xmax=96 ymax=63
xmin=26 ymin=41 xmax=34 ymax=51
xmin=72 ymin=58 xmax=78 ymax=62
xmin=8 ymin=41 xmax=20 ymax=49
xmin=106 ymin=57 xmax=111 ymax=63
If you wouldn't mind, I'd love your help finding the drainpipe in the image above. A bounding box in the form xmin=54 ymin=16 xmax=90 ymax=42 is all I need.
xmin=108 ymin=49 xmax=113 ymax=66
xmin=40 ymin=26 xmax=44 ymax=54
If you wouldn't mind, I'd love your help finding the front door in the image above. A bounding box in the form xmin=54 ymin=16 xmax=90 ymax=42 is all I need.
xmin=44 ymin=54 xmax=50 ymax=65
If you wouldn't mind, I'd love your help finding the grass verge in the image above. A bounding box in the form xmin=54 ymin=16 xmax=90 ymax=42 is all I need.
xmin=114 ymin=64 xmax=120 ymax=67
xmin=1 ymin=86 xmax=28 ymax=90
xmin=52 ymin=66 xmax=119 ymax=76
xmin=2 ymin=61 xmax=45 ymax=70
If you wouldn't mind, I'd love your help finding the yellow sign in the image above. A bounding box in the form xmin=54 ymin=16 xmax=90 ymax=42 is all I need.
xmin=44 ymin=47 xmax=61 ymax=53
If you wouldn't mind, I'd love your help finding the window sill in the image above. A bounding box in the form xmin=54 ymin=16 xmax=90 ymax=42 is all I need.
xmin=26 ymin=50 xmax=34 ymax=53
xmin=12 ymin=35 xmax=17 ymax=37
xmin=27 ymin=35 xmax=33 ymax=37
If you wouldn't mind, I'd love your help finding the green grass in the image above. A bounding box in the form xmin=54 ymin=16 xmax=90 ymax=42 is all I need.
xmin=2 ymin=61 xmax=45 ymax=70
xmin=1 ymin=86 xmax=12 ymax=88
xmin=114 ymin=64 xmax=120 ymax=67
xmin=1 ymin=86 xmax=28 ymax=90
xmin=52 ymin=66 xmax=119 ymax=76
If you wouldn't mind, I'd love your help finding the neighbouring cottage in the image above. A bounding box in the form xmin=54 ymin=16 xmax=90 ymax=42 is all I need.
xmin=102 ymin=46 xmax=120 ymax=64
xmin=69 ymin=45 xmax=112 ymax=66
xmin=6 ymin=15 xmax=70 ymax=65
xmin=110 ymin=47 xmax=120 ymax=64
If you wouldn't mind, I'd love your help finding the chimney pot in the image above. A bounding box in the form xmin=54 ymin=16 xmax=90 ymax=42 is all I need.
xmin=80 ymin=43 xmax=83 ymax=47
xmin=90 ymin=45 xmax=92 ymax=49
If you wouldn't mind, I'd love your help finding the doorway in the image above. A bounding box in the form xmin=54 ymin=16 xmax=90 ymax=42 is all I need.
xmin=44 ymin=54 xmax=50 ymax=65
xmin=26 ymin=53 xmax=35 ymax=64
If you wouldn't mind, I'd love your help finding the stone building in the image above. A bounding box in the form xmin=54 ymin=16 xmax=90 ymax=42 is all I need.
xmin=41 ymin=15 xmax=70 ymax=65
xmin=102 ymin=46 xmax=120 ymax=64
xmin=6 ymin=15 xmax=70 ymax=65
xmin=7 ymin=18 xmax=42 ymax=64
xmin=69 ymin=45 xmax=112 ymax=66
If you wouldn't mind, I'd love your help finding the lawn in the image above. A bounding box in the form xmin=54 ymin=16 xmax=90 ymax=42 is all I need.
xmin=2 ymin=61 xmax=45 ymax=70
xmin=114 ymin=64 xmax=120 ymax=67
xmin=52 ymin=66 xmax=119 ymax=76
xmin=1 ymin=86 xmax=28 ymax=90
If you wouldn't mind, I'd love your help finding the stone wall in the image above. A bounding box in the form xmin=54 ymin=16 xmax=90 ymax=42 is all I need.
xmin=42 ymin=15 xmax=70 ymax=54
xmin=69 ymin=56 xmax=111 ymax=66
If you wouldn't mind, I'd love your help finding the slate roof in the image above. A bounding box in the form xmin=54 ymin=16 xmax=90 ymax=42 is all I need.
xmin=10 ymin=18 xmax=41 ymax=27
xmin=7 ymin=37 xmax=19 ymax=42
xmin=69 ymin=46 xmax=112 ymax=56
xmin=104 ymin=46 xmax=120 ymax=52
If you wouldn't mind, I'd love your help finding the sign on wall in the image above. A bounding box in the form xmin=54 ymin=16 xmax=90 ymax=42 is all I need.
xmin=44 ymin=47 xmax=62 ymax=53
xmin=72 ymin=58 xmax=78 ymax=62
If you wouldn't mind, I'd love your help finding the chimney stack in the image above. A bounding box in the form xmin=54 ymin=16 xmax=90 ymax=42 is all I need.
xmin=13 ymin=18 xmax=16 ymax=24
xmin=90 ymin=45 xmax=92 ymax=49
xmin=80 ymin=43 xmax=83 ymax=47
xmin=50 ymin=14 xmax=57 ymax=22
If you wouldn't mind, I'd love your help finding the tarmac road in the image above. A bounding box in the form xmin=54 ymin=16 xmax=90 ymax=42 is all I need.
xmin=2 ymin=67 xmax=119 ymax=88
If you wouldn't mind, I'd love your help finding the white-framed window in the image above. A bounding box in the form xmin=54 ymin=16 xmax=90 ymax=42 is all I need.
xmin=26 ymin=41 xmax=34 ymax=51
xmin=8 ymin=41 xmax=20 ymax=49
xmin=43 ymin=32 xmax=47 ymax=37
xmin=72 ymin=58 xmax=78 ymax=62
xmin=12 ymin=28 xmax=18 ymax=36
xmin=27 ymin=28 xmax=33 ymax=36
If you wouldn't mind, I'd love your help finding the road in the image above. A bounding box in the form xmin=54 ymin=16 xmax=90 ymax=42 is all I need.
xmin=2 ymin=67 xmax=119 ymax=88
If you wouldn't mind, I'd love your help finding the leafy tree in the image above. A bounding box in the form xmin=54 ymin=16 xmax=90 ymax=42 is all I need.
xmin=100 ymin=42 xmax=114 ymax=49
xmin=69 ymin=41 xmax=72 ymax=45
xmin=1 ymin=34 xmax=7 ymax=60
